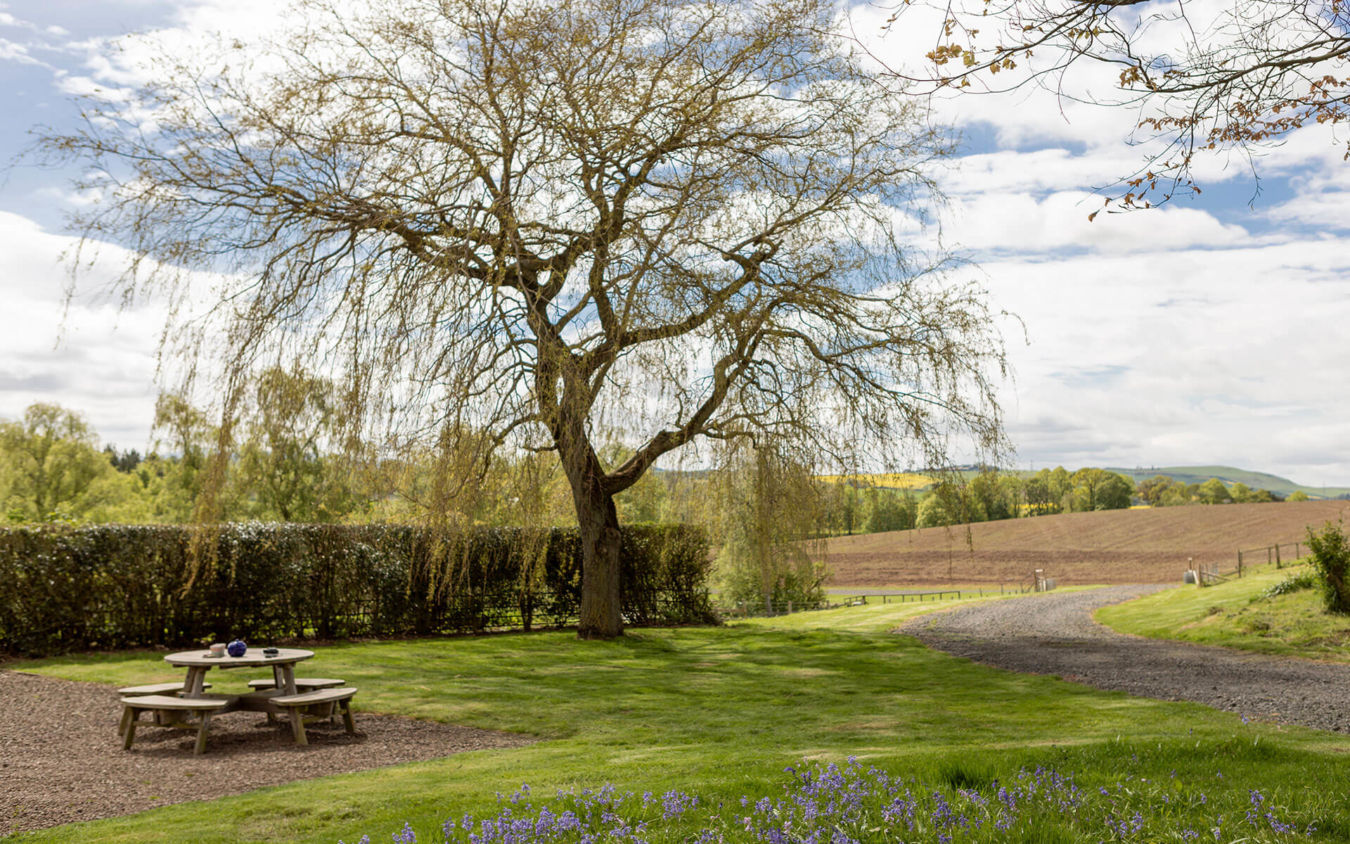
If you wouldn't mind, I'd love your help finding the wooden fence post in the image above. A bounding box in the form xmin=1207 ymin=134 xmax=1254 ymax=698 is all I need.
xmin=1276 ymin=544 xmax=1281 ymax=568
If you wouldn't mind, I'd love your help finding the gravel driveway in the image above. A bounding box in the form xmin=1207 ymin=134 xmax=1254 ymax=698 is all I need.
xmin=900 ymin=585 xmax=1350 ymax=733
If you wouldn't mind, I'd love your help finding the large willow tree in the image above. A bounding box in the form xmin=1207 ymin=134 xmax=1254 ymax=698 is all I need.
xmin=48 ymin=0 xmax=1006 ymax=638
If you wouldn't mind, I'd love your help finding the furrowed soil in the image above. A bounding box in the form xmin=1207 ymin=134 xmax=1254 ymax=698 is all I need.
xmin=825 ymin=500 xmax=1349 ymax=587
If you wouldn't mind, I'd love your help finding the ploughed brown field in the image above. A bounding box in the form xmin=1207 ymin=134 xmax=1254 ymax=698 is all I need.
xmin=824 ymin=500 xmax=1350 ymax=587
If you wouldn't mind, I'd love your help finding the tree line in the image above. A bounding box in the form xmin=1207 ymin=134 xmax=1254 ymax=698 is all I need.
xmin=0 ymin=397 xmax=1300 ymax=619
xmin=815 ymin=466 xmax=1292 ymax=537
xmin=0 ymin=397 xmax=1293 ymax=533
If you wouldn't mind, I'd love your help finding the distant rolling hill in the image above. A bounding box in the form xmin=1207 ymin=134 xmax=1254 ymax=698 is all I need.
xmin=1106 ymin=465 xmax=1350 ymax=499
xmin=824 ymin=500 xmax=1350 ymax=587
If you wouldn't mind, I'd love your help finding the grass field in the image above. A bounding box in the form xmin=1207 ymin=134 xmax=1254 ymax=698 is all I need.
xmin=1096 ymin=562 xmax=1350 ymax=662
xmin=9 ymin=598 xmax=1350 ymax=842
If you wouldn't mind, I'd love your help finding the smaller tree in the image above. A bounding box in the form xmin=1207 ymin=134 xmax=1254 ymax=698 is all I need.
xmin=1069 ymin=468 xmax=1132 ymax=512
xmin=995 ymin=473 xmax=1025 ymax=518
xmin=0 ymin=403 xmax=110 ymax=521
xmin=918 ymin=481 xmax=977 ymax=527
xmin=1136 ymin=475 xmax=1174 ymax=507
xmin=1160 ymin=482 xmax=1199 ymax=507
xmin=234 ymin=366 xmax=364 ymax=522
xmin=151 ymin=393 xmax=220 ymax=521
xmin=104 ymin=446 xmax=143 ymax=473
xmin=1197 ymin=478 xmax=1232 ymax=505
xmin=970 ymin=469 xmax=1011 ymax=521
xmin=866 ymin=487 xmax=916 ymax=533
xmin=1023 ymin=472 xmax=1058 ymax=515
xmin=715 ymin=444 xmax=827 ymax=611
xmin=1308 ymin=521 xmax=1350 ymax=614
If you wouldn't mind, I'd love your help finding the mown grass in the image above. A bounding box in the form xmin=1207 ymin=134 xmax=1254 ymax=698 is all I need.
xmin=1096 ymin=562 xmax=1350 ymax=661
xmin=8 ymin=597 xmax=1350 ymax=843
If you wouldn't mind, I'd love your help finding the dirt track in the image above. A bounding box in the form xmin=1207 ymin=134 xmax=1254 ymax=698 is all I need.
xmin=826 ymin=500 xmax=1349 ymax=587
xmin=902 ymin=585 xmax=1350 ymax=733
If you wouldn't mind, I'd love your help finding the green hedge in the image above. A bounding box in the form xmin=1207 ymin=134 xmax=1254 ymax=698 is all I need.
xmin=0 ymin=523 xmax=715 ymax=656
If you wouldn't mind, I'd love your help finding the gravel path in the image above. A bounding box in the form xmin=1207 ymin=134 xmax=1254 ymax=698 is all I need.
xmin=0 ymin=670 xmax=534 ymax=836
xmin=901 ymin=585 xmax=1350 ymax=733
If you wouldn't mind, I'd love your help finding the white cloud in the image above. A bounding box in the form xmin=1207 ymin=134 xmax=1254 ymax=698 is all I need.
xmin=944 ymin=189 xmax=1253 ymax=254
xmin=0 ymin=211 xmax=169 ymax=448
xmin=981 ymin=237 xmax=1350 ymax=480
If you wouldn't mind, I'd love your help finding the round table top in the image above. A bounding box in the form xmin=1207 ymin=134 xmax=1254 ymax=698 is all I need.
xmin=164 ymin=647 xmax=314 ymax=667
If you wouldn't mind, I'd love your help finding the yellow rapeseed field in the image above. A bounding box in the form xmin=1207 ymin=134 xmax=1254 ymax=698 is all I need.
xmin=817 ymin=472 xmax=933 ymax=490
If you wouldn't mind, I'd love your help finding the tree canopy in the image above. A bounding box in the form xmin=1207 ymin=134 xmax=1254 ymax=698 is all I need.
xmin=0 ymin=404 xmax=109 ymax=521
xmin=45 ymin=0 xmax=1007 ymax=637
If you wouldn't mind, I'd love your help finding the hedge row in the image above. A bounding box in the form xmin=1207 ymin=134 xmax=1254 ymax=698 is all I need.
xmin=0 ymin=523 xmax=716 ymax=657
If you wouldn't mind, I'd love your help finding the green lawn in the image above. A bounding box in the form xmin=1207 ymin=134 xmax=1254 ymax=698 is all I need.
xmin=8 ymin=597 xmax=1350 ymax=842
xmin=1095 ymin=562 xmax=1350 ymax=661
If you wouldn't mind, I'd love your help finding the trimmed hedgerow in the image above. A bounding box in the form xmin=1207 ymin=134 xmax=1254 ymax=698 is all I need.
xmin=0 ymin=523 xmax=714 ymax=656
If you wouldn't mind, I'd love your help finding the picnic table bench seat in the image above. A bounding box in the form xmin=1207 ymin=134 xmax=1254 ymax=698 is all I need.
xmin=119 ymin=694 xmax=228 ymax=755
xmin=246 ymin=677 xmax=345 ymax=692
xmin=271 ymin=687 xmax=357 ymax=746
xmin=118 ymin=681 xmax=210 ymax=696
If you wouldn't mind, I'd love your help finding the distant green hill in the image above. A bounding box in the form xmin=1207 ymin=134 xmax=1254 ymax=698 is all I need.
xmin=1106 ymin=465 xmax=1350 ymax=500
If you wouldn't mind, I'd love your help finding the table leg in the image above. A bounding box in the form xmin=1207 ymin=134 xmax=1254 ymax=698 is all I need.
xmin=280 ymin=664 xmax=298 ymax=696
xmin=123 ymin=709 xmax=140 ymax=750
xmin=183 ymin=667 xmax=207 ymax=698
xmin=195 ymin=712 xmax=213 ymax=755
xmin=288 ymin=707 xmax=308 ymax=746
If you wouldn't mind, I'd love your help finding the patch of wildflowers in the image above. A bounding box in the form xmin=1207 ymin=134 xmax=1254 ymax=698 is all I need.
xmin=352 ymin=758 xmax=1313 ymax=844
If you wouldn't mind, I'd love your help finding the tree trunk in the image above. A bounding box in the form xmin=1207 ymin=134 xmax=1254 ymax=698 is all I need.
xmin=545 ymin=358 xmax=625 ymax=638
xmin=572 ymin=471 xmax=624 ymax=639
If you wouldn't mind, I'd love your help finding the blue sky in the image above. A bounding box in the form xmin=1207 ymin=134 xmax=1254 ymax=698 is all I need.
xmin=1 ymin=0 xmax=1348 ymax=486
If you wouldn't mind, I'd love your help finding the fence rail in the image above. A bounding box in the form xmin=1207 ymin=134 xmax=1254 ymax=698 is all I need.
xmin=1192 ymin=540 xmax=1309 ymax=587
xmin=1237 ymin=541 xmax=1304 ymax=572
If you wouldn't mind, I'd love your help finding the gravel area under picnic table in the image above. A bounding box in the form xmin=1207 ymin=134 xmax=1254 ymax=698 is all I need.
xmin=0 ymin=669 xmax=535 ymax=836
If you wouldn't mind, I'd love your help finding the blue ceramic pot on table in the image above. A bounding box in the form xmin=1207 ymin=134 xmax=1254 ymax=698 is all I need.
xmin=227 ymin=638 xmax=247 ymax=657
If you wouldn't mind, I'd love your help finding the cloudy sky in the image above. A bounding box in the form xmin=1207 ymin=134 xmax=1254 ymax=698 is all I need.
xmin=1 ymin=0 xmax=1347 ymax=485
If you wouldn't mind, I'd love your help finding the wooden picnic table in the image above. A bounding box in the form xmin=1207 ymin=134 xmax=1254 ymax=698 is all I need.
xmin=164 ymin=647 xmax=314 ymax=712
xmin=121 ymin=647 xmax=354 ymax=752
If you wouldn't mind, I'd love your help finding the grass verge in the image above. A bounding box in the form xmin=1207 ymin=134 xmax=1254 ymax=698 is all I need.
xmin=6 ymin=596 xmax=1349 ymax=843
xmin=1095 ymin=563 xmax=1350 ymax=662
